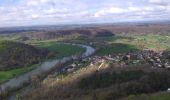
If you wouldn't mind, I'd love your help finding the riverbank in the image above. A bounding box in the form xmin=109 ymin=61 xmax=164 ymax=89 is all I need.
xmin=0 ymin=43 xmax=95 ymax=99
xmin=0 ymin=42 xmax=85 ymax=84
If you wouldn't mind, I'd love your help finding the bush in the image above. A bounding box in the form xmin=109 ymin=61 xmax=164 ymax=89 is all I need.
xmin=104 ymin=70 xmax=170 ymax=100
xmin=78 ymin=70 xmax=145 ymax=89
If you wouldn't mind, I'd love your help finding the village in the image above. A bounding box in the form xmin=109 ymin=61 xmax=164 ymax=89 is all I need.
xmin=61 ymin=50 xmax=170 ymax=74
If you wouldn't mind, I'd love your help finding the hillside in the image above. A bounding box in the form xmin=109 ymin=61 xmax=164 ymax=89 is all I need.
xmin=19 ymin=29 xmax=114 ymax=40
xmin=0 ymin=41 xmax=52 ymax=71
xmin=22 ymin=59 xmax=170 ymax=100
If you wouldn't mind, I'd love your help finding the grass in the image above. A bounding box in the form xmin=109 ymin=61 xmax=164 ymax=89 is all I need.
xmin=0 ymin=35 xmax=20 ymax=41
xmin=0 ymin=64 xmax=39 ymax=83
xmin=111 ymin=34 xmax=170 ymax=51
xmin=127 ymin=92 xmax=170 ymax=100
xmin=95 ymin=34 xmax=170 ymax=55
xmin=96 ymin=43 xmax=139 ymax=55
xmin=31 ymin=41 xmax=85 ymax=58
xmin=149 ymin=93 xmax=170 ymax=100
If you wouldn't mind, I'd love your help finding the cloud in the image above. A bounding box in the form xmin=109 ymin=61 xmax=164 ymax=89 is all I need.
xmin=94 ymin=7 xmax=127 ymax=17
xmin=0 ymin=0 xmax=170 ymax=27
xmin=148 ymin=0 xmax=170 ymax=6
xmin=149 ymin=0 xmax=162 ymax=3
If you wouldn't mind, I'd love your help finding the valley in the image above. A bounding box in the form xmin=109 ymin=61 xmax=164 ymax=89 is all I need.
xmin=0 ymin=23 xmax=170 ymax=100
xmin=1 ymin=0 xmax=170 ymax=100
xmin=0 ymin=41 xmax=85 ymax=83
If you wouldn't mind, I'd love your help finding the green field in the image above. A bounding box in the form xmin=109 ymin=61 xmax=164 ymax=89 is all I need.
xmin=32 ymin=41 xmax=85 ymax=58
xmin=0 ymin=64 xmax=38 ymax=83
xmin=0 ymin=35 xmax=20 ymax=41
xmin=95 ymin=34 xmax=170 ymax=55
xmin=96 ymin=43 xmax=139 ymax=55
xmin=127 ymin=92 xmax=170 ymax=100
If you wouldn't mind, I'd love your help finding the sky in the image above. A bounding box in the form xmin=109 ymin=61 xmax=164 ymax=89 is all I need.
xmin=0 ymin=0 xmax=170 ymax=27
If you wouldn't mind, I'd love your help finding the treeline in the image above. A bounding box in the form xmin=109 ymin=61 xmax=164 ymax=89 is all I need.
xmin=20 ymin=29 xmax=114 ymax=41
xmin=0 ymin=41 xmax=55 ymax=70
xmin=22 ymin=65 xmax=170 ymax=100
xmin=78 ymin=68 xmax=170 ymax=100
xmin=78 ymin=70 xmax=145 ymax=89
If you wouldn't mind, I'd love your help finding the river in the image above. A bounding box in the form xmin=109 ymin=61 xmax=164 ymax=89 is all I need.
xmin=0 ymin=43 xmax=95 ymax=99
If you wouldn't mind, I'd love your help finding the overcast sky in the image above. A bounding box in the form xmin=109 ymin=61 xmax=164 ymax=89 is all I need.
xmin=0 ymin=0 xmax=170 ymax=27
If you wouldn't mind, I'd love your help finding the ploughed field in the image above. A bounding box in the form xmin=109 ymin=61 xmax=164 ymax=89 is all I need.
xmin=0 ymin=41 xmax=85 ymax=83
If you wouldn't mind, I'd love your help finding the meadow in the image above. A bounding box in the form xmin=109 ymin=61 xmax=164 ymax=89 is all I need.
xmin=31 ymin=41 xmax=85 ymax=58
xmin=95 ymin=34 xmax=170 ymax=55
xmin=0 ymin=64 xmax=39 ymax=83
xmin=126 ymin=92 xmax=170 ymax=100
xmin=0 ymin=35 xmax=20 ymax=41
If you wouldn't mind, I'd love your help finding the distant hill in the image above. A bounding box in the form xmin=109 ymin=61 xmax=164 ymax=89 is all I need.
xmin=21 ymin=29 xmax=114 ymax=40
xmin=0 ymin=41 xmax=52 ymax=70
xmin=1 ymin=22 xmax=170 ymax=41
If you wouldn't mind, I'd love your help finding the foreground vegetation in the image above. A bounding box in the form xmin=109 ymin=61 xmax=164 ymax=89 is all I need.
xmin=122 ymin=92 xmax=170 ymax=100
xmin=21 ymin=61 xmax=170 ymax=100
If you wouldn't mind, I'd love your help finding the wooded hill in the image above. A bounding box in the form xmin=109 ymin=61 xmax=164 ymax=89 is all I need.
xmin=0 ymin=41 xmax=54 ymax=71
xmin=19 ymin=29 xmax=114 ymax=40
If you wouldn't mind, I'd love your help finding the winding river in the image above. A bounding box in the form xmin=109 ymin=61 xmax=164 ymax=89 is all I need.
xmin=0 ymin=43 xmax=95 ymax=98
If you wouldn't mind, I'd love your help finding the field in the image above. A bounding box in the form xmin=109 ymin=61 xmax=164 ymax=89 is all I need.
xmin=0 ymin=35 xmax=20 ymax=41
xmin=0 ymin=64 xmax=39 ymax=83
xmin=95 ymin=34 xmax=170 ymax=55
xmin=32 ymin=41 xmax=85 ymax=58
xmin=125 ymin=92 xmax=170 ymax=100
